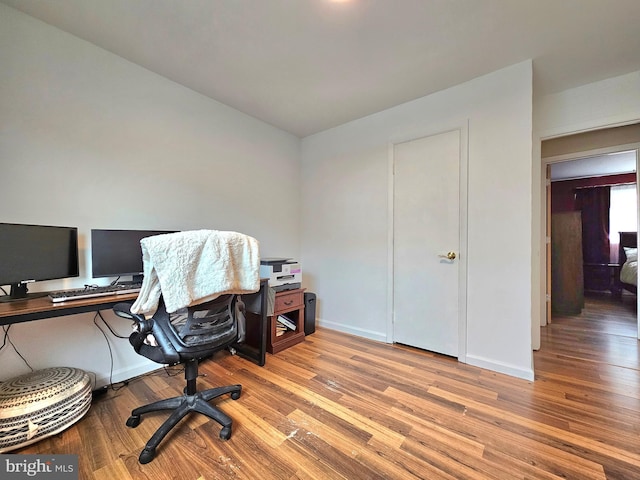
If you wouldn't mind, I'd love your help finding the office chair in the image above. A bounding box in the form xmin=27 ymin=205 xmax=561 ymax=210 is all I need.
xmin=113 ymin=294 xmax=242 ymax=464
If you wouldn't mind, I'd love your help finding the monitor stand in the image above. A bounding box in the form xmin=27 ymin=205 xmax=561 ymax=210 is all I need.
xmin=118 ymin=274 xmax=143 ymax=286
xmin=0 ymin=283 xmax=49 ymax=303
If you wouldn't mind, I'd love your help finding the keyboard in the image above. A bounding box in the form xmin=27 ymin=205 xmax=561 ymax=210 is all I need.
xmin=49 ymin=284 xmax=142 ymax=303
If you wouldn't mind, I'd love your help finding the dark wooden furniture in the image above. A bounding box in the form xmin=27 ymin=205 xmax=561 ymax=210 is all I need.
xmin=583 ymin=263 xmax=621 ymax=294
xmin=551 ymin=212 xmax=584 ymax=314
xmin=236 ymin=279 xmax=269 ymax=365
xmin=268 ymin=288 xmax=305 ymax=354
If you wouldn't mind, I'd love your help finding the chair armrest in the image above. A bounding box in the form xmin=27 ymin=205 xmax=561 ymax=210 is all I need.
xmin=113 ymin=302 xmax=158 ymax=354
xmin=114 ymin=302 xmax=181 ymax=364
xmin=114 ymin=302 xmax=153 ymax=333
xmin=113 ymin=302 xmax=147 ymax=323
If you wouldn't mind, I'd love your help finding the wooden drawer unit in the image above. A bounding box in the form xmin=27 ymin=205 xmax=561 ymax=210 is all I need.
xmin=268 ymin=288 xmax=305 ymax=354
xmin=274 ymin=289 xmax=304 ymax=312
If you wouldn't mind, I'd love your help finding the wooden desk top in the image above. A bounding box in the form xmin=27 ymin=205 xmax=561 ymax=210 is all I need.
xmin=0 ymin=292 xmax=139 ymax=325
xmin=1 ymin=281 xmax=270 ymax=366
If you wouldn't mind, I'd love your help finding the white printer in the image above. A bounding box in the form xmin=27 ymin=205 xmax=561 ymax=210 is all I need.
xmin=259 ymin=258 xmax=302 ymax=291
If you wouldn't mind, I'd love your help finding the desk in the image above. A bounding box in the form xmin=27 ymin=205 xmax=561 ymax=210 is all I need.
xmin=0 ymin=280 xmax=269 ymax=366
xmin=0 ymin=293 xmax=139 ymax=326
xmin=235 ymin=279 xmax=269 ymax=366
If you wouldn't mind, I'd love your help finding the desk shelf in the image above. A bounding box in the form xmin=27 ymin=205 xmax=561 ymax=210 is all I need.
xmin=268 ymin=288 xmax=305 ymax=354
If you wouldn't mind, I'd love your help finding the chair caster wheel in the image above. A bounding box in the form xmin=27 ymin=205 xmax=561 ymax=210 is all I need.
xmin=231 ymin=391 xmax=241 ymax=400
xmin=126 ymin=415 xmax=141 ymax=428
xmin=139 ymin=447 xmax=156 ymax=464
xmin=220 ymin=426 xmax=232 ymax=440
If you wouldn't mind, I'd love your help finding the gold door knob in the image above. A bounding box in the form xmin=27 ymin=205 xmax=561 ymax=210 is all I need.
xmin=438 ymin=251 xmax=456 ymax=260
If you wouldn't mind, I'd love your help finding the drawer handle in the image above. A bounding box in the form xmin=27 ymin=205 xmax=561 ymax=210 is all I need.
xmin=283 ymin=300 xmax=294 ymax=306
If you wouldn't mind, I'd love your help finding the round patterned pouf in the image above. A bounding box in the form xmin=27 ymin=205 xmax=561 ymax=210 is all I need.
xmin=0 ymin=367 xmax=92 ymax=453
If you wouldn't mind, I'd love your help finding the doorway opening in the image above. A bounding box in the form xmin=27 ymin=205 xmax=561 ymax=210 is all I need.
xmin=545 ymin=146 xmax=639 ymax=340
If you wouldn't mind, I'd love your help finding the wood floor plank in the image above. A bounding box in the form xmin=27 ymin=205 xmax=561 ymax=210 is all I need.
xmin=429 ymin=385 xmax=640 ymax=469
xmin=388 ymin=386 xmax=608 ymax=479
xmin=93 ymin=458 xmax=134 ymax=480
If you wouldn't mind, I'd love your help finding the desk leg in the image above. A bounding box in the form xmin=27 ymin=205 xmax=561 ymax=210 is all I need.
xmin=232 ymin=280 xmax=268 ymax=366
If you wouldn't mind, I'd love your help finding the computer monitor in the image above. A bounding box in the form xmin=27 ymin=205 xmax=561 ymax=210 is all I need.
xmin=91 ymin=229 xmax=175 ymax=283
xmin=0 ymin=223 xmax=79 ymax=302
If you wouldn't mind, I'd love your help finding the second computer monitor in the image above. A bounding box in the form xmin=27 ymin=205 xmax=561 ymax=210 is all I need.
xmin=91 ymin=229 xmax=175 ymax=283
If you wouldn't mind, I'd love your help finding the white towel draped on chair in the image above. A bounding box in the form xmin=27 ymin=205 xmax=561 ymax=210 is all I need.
xmin=130 ymin=230 xmax=260 ymax=315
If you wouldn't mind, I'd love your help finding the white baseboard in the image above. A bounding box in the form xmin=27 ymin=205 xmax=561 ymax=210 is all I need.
xmin=465 ymin=354 xmax=534 ymax=381
xmin=317 ymin=318 xmax=387 ymax=343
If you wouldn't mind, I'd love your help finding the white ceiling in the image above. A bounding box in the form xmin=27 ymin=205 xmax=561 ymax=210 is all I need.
xmin=3 ymin=0 xmax=640 ymax=137
xmin=551 ymin=151 xmax=637 ymax=181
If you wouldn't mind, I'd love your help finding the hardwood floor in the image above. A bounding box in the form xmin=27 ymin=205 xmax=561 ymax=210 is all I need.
xmin=16 ymin=295 xmax=640 ymax=479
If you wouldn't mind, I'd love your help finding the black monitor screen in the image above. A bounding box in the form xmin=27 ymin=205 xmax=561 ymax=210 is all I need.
xmin=91 ymin=229 xmax=175 ymax=280
xmin=0 ymin=223 xmax=79 ymax=300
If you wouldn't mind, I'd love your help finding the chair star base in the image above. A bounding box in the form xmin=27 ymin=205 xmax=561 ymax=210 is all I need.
xmin=126 ymin=358 xmax=241 ymax=464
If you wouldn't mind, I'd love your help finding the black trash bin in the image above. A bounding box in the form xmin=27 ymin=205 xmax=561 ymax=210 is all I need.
xmin=303 ymin=292 xmax=316 ymax=335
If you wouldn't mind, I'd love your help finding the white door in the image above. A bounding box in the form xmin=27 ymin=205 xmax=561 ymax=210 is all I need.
xmin=393 ymin=130 xmax=461 ymax=357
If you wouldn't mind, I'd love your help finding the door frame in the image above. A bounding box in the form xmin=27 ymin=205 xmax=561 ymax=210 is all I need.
xmin=386 ymin=122 xmax=469 ymax=363
xmin=543 ymin=143 xmax=640 ymax=339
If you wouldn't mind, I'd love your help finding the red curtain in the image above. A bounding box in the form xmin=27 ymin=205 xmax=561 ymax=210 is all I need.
xmin=574 ymin=186 xmax=611 ymax=264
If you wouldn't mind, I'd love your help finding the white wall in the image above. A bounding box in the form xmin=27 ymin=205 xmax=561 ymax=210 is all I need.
xmin=536 ymin=71 xmax=640 ymax=139
xmin=0 ymin=5 xmax=301 ymax=386
xmin=533 ymin=70 xmax=640 ymax=340
xmin=301 ymin=61 xmax=535 ymax=380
